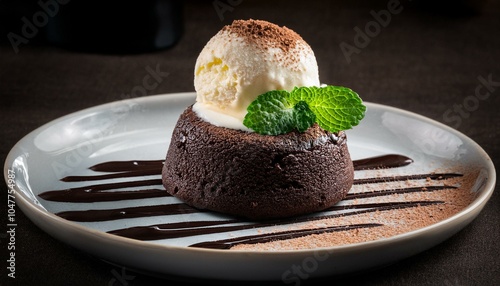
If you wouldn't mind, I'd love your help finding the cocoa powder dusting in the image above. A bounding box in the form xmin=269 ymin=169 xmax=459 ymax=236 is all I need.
xmin=222 ymin=19 xmax=309 ymax=68
xmin=222 ymin=19 xmax=302 ymax=53
xmin=231 ymin=165 xmax=479 ymax=251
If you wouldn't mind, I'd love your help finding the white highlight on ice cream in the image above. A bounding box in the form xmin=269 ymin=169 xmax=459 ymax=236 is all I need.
xmin=193 ymin=21 xmax=320 ymax=131
xmin=192 ymin=102 xmax=251 ymax=131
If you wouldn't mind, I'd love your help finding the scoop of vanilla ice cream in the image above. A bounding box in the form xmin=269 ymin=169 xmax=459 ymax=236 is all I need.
xmin=193 ymin=19 xmax=320 ymax=130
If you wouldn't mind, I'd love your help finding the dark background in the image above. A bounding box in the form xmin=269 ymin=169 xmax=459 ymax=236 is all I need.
xmin=1 ymin=0 xmax=499 ymax=285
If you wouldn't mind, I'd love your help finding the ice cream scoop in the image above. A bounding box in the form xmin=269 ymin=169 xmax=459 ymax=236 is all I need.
xmin=193 ymin=19 xmax=320 ymax=130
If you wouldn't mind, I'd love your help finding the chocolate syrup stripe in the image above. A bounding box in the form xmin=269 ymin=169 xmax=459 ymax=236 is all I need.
xmin=38 ymin=179 xmax=168 ymax=202
xmin=56 ymin=204 xmax=200 ymax=222
xmin=37 ymin=154 xmax=438 ymax=203
xmin=58 ymin=154 xmax=413 ymax=183
xmin=38 ymin=189 xmax=169 ymax=203
xmin=107 ymin=200 xmax=443 ymax=242
xmin=38 ymin=175 xmax=458 ymax=204
xmin=61 ymin=169 xmax=161 ymax=182
xmin=63 ymin=160 xmax=164 ymax=182
xmin=353 ymin=154 xmax=413 ymax=170
xmin=90 ymin=160 xmax=164 ymax=172
xmin=54 ymin=184 xmax=450 ymax=222
xmin=345 ymin=185 xmax=457 ymax=200
xmin=88 ymin=155 xmax=411 ymax=173
xmin=190 ymin=223 xmax=383 ymax=250
xmin=353 ymin=173 xmax=463 ymax=185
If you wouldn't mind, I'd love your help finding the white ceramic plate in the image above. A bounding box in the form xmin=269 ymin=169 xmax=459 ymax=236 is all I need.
xmin=4 ymin=92 xmax=495 ymax=281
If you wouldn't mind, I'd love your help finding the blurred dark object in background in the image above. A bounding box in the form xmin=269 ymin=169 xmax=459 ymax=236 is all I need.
xmin=0 ymin=0 xmax=486 ymax=54
xmin=0 ymin=0 xmax=183 ymax=53
xmin=46 ymin=0 xmax=183 ymax=53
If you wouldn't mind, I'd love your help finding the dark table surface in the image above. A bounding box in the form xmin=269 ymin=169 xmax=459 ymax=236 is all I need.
xmin=1 ymin=0 xmax=499 ymax=285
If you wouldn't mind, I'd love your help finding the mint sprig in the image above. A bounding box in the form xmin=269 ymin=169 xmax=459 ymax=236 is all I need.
xmin=242 ymin=90 xmax=316 ymax=135
xmin=243 ymin=86 xmax=366 ymax=135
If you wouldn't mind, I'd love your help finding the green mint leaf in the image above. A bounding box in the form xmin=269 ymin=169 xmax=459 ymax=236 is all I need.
xmin=243 ymin=85 xmax=365 ymax=135
xmin=243 ymin=90 xmax=294 ymax=135
xmin=290 ymin=86 xmax=366 ymax=133
xmin=293 ymin=101 xmax=316 ymax=133
xmin=243 ymin=91 xmax=316 ymax=135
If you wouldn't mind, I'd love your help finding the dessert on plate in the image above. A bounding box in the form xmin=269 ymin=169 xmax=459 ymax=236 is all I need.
xmin=162 ymin=19 xmax=365 ymax=219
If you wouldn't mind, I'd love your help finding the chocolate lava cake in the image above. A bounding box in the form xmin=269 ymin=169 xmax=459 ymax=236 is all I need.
xmin=162 ymin=106 xmax=354 ymax=220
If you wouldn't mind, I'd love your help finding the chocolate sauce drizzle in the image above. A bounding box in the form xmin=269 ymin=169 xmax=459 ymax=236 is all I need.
xmin=37 ymin=154 xmax=463 ymax=250
xmin=38 ymin=179 xmax=167 ymax=202
xmin=353 ymin=173 xmax=462 ymax=185
xmin=189 ymin=223 xmax=383 ymax=250
xmin=107 ymin=200 xmax=443 ymax=241
xmin=57 ymin=204 xmax=200 ymax=222
xmin=353 ymin=154 xmax=413 ymax=170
